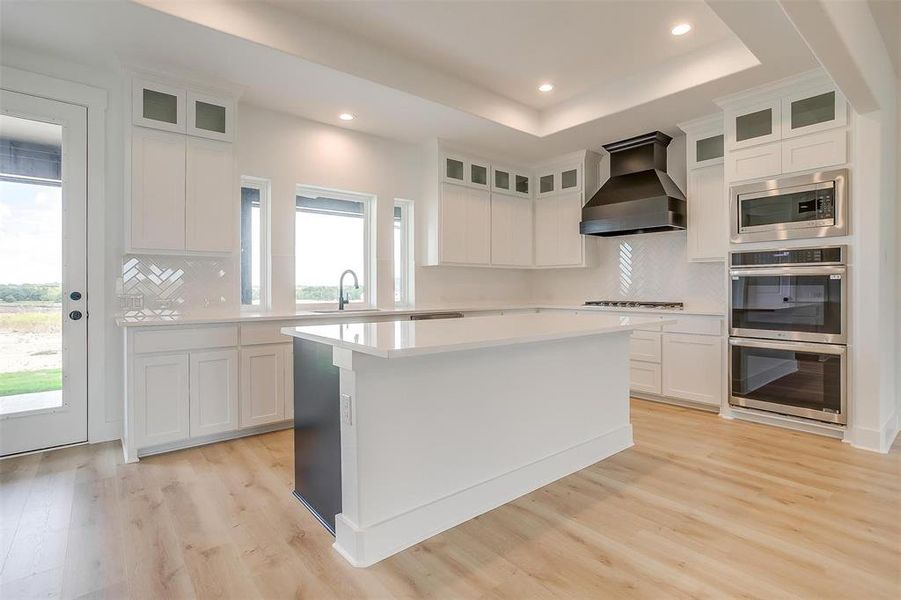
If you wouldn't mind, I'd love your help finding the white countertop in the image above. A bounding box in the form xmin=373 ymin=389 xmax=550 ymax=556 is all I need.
xmin=116 ymin=303 xmax=723 ymax=327
xmin=280 ymin=312 xmax=676 ymax=358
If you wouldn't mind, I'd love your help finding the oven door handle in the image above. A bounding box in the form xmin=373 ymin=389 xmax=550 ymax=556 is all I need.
xmin=729 ymin=337 xmax=847 ymax=355
xmin=729 ymin=266 xmax=846 ymax=277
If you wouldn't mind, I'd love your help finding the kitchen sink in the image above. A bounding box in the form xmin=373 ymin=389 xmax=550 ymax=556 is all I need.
xmin=311 ymin=308 xmax=382 ymax=314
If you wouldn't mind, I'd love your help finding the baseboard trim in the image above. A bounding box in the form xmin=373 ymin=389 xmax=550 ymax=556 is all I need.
xmin=847 ymin=408 xmax=900 ymax=453
xmin=631 ymin=393 xmax=720 ymax=413
xmin=136 ymin=420 xmax=293 ymax=459
xmin=333 ymin=424 xmax=633 ymax=568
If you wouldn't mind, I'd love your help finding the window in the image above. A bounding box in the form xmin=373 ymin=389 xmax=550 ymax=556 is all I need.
xmin=240 ymin=177 xmax=270 ymax=309
xmin=393 ymin=199 xmax=414 ymax=306
xmin=295 ymin=186 xmax=374 ymax=306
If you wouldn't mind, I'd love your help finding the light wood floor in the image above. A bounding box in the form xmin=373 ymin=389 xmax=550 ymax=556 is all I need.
xmin=1 ymin=399 xmax=899 ymax=599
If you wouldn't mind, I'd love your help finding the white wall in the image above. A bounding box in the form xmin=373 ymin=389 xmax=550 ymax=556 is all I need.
xmin=530 ymin=134 xmax=727 ymax=312
xmin=236 ymin=104 xmax=532 ymax=311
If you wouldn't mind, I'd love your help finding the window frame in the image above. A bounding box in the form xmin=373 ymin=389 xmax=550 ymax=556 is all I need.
xmin=393 ymin=198 xmax=415 ymax=307
xmin=239 ymin=176 xmax=271 ymax=312
xmin=294 ymin=184 xmax=376 ymax=310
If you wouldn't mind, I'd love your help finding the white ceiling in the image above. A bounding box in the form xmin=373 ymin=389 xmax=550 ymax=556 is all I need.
xmin=276 ymin=1 xmax=737 ymax=110
xmin=0 ymin=0 xmax=820 ymax=162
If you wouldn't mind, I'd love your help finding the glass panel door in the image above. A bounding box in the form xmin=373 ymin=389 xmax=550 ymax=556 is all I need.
xmin=0 ymin=90 xmax=88 ymax=456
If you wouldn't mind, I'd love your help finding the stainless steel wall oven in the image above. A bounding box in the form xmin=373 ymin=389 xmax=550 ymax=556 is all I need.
xmin=728 ymin=246 xmax=847 ymax=425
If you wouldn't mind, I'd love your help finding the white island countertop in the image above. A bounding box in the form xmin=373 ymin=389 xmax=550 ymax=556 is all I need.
xmin=281 ymin=312 xmax=674 ymax=358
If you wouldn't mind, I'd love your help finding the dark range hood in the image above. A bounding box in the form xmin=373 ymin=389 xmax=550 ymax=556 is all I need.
xmin=580 ymin=131 xmax=686 ymax=237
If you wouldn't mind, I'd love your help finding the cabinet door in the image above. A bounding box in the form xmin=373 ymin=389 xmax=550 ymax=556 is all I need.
xmin=534 ymin=192 xmax=583 ymax=266
xmin=240 ymin=344 xmax=287 ymax=428
xmin=687 ymin=164 xmax=726 ymax=262
xmin=131 ymin=128 xmax=186 ymax=251
xmin=439 ymin=183 xmax=490 ymax=265
xmin=537 ymin=171 xmax=556 ymax=198
xmin=469 ymin=159 xmax=490 ymax=189
xmin=781 ymin=87 xmax=847 ymax=139
xmin=491 ymin=166 xmax=512 ymax=194
xmin=133 ymin=79 xmax=185 ymax=133
xmin=559 ymin=165 xmax=581 ymax=194
xmin=442 ymin=154 xmax=466 ymax=185
xmin=189 ymin=349 xmax=239 ymax=438
xmin=186 ymin=137 xmax=236 ymax=252
xmin=726 ymin=141 xmax=781 ymax=183
xmin=781 ymin=128 xmax=847 ymax=174
xmin=726 ymin=100 xmax=781 ymax=150
xmin=490 ymin=194 xmax=533 ymax=266
xmin=629 ymin=331 xmax=661 ymax=363
xmin=187 ymin=91 xmax=235 ymax=142
xmin=630 ymin=361 xmax=662 ymax=395
xmin=514 ymin=172 xmax=531 ymax=197
xmin=662 ymin=334 xmax=722 ymax=406
xmin=133 ymin=353 xmax=189 ymax=449
xmin=688 ymin=132 xmax=725 ymax=169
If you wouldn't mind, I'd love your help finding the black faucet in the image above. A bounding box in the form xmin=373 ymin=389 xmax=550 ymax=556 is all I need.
xmin=338 ymin=269 xmax=359 ymax=311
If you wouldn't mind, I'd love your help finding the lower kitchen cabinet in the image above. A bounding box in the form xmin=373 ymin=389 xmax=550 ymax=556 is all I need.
xmin=629 ymin=361 xmax=662 ymax=395
xmin=189 ymin=349 xmax=239 ymax=437
xmin=133 ymin=353 xmax=190 ymax=448
xmin=661 ymin=333 xmax=723 ymax=406
xmin=240 ymin=343 xmax=291 ymax=428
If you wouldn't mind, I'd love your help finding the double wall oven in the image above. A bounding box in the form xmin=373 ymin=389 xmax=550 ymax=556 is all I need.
xmin=729 ymin=246 xmax=847 ymax=424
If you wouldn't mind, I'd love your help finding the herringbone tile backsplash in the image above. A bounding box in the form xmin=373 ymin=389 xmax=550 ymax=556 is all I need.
xmin=120 ymin=255 xmax=237 ymax=319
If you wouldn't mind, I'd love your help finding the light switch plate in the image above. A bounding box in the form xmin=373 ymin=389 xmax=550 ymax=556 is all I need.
xmin=340 ymin=393 xmax=353 ymax=426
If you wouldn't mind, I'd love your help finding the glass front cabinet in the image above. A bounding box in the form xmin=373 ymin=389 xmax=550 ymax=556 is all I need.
xmin=187 ymin=91 xmax=235 ymax=142
xmin=781 ymin=86 xmax=847 ymax=139
xmin=133 ymin=79 xmax=186 ymax=133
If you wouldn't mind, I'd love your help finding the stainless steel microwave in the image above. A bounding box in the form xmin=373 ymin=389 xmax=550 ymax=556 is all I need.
xmin=730 ymin=169 xmax=848 ymax=243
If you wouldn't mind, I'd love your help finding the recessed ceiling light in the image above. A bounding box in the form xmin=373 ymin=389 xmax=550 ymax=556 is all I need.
xmin=338 ymin=112 xmax=355 ymax=121
xmin=671 ymin=23 xmax=692 ymax=36
xmin=538 ymin=83 xmax=554 ymax=93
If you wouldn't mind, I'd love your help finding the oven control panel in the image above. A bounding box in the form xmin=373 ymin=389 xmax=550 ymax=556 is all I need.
xmin=730 ymin=246 xmax=845 ymax=267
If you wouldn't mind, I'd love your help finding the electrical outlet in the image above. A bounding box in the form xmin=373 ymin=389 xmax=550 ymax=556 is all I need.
xmin=340 ymin=393 xmax=353 ymax=426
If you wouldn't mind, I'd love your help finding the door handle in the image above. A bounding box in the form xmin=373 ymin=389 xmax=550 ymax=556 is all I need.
xmin=69 ymin=291 xmax=82 ymax=301
xmin=69 ymin=310 xmax=83 ymax=321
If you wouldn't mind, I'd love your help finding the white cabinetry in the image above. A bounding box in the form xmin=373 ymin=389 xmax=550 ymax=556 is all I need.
xmin=491 ymin=193 xmax=533 ymax=266
xmin=686 ymin=164 xmax=726 ymax=262
xmin=132 ymin=353 xmax=190 ymax=448
xmin=717 ymin=70 xmax=850 ymax=184
xmin=129 ymin=75 xmax=238 ymax=254
xmin=185 ymin=137 xmax=236 ymax=252
xmin=661 ymin=333 xmax=723 ymax=406
xmin=240 ymin=344 xmax=290 ymax=428
xmin=679 ymin=114 xmax=727 ymax=262
xmin=189 ymin=349 xmax=239 ymax=437
xmin=131 ymin=129 xmax=186 ymax=251
xmin=534 ymin=192 xmax=584 ymax=267
xmin=438 ymin=183 xmax=491 ymax=265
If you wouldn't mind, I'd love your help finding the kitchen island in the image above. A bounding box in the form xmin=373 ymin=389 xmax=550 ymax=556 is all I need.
xmin=281 ymin=312 xmax=673 ymax=567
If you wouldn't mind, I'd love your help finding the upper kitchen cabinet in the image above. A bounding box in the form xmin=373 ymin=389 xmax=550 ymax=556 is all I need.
xmin=131 ymin=128 xmax=187 ymax=251
xmin=678 ymin=114 xmax=727 ymax=262
xmin=781 ymin=85 xmax=847 ymax=139
xmin=442 ymin=152 xmax=489 ymax=190
xmin=534 ymin=191 xmax=584 ymax=267
xmin=133 ymin=79 xmax=186 ymax=133
xmin=437 ymin=182 xmax=491 ymax=265
xmin=716 ymin=70 xmax=851 ymax=184
xmin=492 ymin=165 xmax=531 ymax=198
xmin=491 ymin=193 xmax=533 ymax=267
xmin=185 ymin=137 xmax=237 ymax=252
xmin=536 ymin=162 xmax=582 ymax=198
xmin=133 ymin=77 xmax=237 ymax=141
xmin=725 ymin=99 xmax=781 ymax=151
xmin=187 ymin=91 xmax=235 ymax=142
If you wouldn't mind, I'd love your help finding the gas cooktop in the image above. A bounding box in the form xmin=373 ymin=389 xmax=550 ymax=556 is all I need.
xmin=584 ymin=300 xmax=684 ymax=310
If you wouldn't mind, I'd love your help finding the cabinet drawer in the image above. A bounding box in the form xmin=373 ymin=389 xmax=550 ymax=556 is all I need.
xmin=630 ymin=361 xmax=662 ymax=395
xmin=240 ymin=322 xmax=297 ymax=346
xmin=726 ymin=142 xmax=782 ymax=183
xmin=662 ymin=318 xmax=723 ymax=336
xmin=781 ymin=129 xmax=846 ymax=174
xmin=133 ymin=325 xmax=238 ymax=354
xmin=629 ymin=331 xmax=661 ymax=363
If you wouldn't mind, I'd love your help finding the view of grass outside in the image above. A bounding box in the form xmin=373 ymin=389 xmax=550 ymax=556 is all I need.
xmin=1 ymin=177 xmax=64 ymax=412
xmin=296 ymin=285 xmax=364 ymax=303
xmin=0 ymin=298 xmax=62 ymax=399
